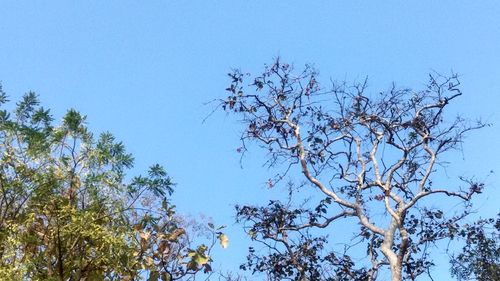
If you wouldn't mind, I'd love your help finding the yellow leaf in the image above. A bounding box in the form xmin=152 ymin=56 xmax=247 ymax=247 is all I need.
xmin=139 ymin=231 xmax=151 ymax=240
xmin=168 ymin=228 xmax=185 ymax=241
xmin=145 ymin=256 xmax=154 ymax=267
xmin=194 ymin=253 xmax=209 ymax=265
xmin=218 ymin=234 xmax=229 ymax=249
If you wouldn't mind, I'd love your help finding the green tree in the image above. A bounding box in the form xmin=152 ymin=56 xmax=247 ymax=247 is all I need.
xmin=218 ymin=59 xmax=487 ymax=281
xmin=0 ymin=89 xmax=221 ymax=280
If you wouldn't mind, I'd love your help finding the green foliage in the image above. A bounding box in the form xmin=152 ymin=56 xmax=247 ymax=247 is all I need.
xmin=0 ymin=91 xmax=222 ymax=280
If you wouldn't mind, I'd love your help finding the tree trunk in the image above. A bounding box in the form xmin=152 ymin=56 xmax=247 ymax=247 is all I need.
xmin=381 ymin=218 xmax=403 ymax=281
xmin=389 ymin=261 xmax=402 ymax=281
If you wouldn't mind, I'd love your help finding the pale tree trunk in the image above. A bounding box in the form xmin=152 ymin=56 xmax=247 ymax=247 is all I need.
xmin=389 ymin=261 xmax=403 ymax=281
xmin=380 ymin=218 xmax=403 ymax=281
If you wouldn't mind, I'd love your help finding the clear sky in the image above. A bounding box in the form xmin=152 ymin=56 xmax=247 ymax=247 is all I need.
xmin=1 ymin=1 xmax=499 ymax=280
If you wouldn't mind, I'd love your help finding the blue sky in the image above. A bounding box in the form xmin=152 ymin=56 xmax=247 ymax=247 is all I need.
xmin=1 ymin=1 xmax=499 ymax=280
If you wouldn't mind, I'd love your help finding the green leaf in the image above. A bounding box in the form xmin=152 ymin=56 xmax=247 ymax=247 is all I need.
xmin=161 ymin=272 xmax=172 ymax=281
xmin=148 ymin=271 xmax=160 ymax=281
xmin=194 ymin=253 xmax=209 ymax=266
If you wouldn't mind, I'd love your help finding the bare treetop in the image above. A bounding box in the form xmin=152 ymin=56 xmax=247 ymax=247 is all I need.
xmin=220 ymin=58 xmax=487 ymax=281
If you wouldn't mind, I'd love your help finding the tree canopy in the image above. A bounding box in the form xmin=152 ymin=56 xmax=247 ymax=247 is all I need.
xmin=0 ymin=58 xmax=497 ymax=281
xmin=218 ymin=59 xmax=491 ymax=281
xmin=0 ymin=90 xmax=223 ymax=280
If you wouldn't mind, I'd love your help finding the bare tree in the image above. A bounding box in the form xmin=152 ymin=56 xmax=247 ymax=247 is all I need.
xmin=218 ymin=58 xmax=487 ymax=281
